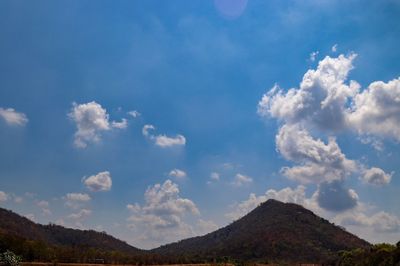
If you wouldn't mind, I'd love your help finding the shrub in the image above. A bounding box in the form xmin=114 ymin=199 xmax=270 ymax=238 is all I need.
xmin=0 ymin=250 xmax=22 ymax=266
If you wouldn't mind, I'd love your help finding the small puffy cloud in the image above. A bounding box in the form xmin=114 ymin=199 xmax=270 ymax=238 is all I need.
xmin=232 ymin=173 xmax=253 ymax=187
xmin=347 ymin=78 xmax=400 ymax=141
xmin=207 ymin=172 xmax=220 ymax=185
xmin=68 ymin=101 xmax=127 ymax=148
xmin=316 ymin=180 xmax=358 ymax=212
xmin=127 ymin=110 xmax=141 ymax=118
xmin=155 ymin=134 xmax=186 ymax=147
xmin=0 ymin=107 xmax=28 ymax=126
xmin=0 ymin=191 xmax=8 ymax=202
xmin=68 ymin=102 xmax=111 ymax=148
xmin=142 ymin=124 xmax=186 ymax=148
xmin=64 ymin=193 xmax=91 ymax=209
xmin=309 ymin=51 xmax=319 ymax=62
xmin=361 ymin=167 xmax=392 ymax=186
xmin=83 ymin=171 xmax=112 ymax=192
xmin=111 ymin=118 xmax=128 ymax=129
xmin=210 ymin=172 xmax=220 ymax=181
xmin=168 ymin=169 xmax=187 ymax=180
xmin=127 ymin=179 xmax=199 ymax=248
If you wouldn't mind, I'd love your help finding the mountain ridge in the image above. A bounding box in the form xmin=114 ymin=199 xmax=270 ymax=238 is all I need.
xmin=0 ymin=199 xmax=371 ymax=263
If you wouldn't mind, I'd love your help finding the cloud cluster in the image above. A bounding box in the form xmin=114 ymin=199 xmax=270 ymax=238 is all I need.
xmin=142 ymin=124 xmax=186 ymax=148
xmin=258 ymin=53 xmax=395 ymax=212
xmin=127 ymin=179 xmax=199 ymax=248
xmin=0 ymin=107 xmax=28 ymax=126
xmin=83 ymin=171 xmax=112 ymax=192
xmin=68 ymin=101 xmax=128 ymax=148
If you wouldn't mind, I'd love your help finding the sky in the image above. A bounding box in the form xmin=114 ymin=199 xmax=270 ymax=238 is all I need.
xmin=0 ymin=0 xmax=399 ymax=249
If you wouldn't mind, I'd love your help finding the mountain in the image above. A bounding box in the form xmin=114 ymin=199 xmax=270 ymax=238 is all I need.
xmin=0 ymin=207 xmax=141 ymax=254
xmin=153 ymin=199 xmax=371 ymax=264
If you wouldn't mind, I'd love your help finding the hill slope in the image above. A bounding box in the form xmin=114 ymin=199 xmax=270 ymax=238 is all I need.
xmin=0 ymin=207 xmax=141 ymax=253
xmin=153 ymin=199 xmax=370 ymax=263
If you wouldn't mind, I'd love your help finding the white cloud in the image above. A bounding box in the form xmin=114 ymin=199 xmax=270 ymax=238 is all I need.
xmin=361 ymin=167 xmax=392 ymax=186
xmin=36 ymin=200 xmax=51 ymax=215
xmin=210 ymin=172 xmax=220 ymax=181
xmin=83 ymin=171 xmax=112 ymax=192
xmin=258 ymin=54 xmax=359 ymax=131
xmin=68 ymin=209 xmax=92 ymax=228
xmin=64 ymin=193 xmax=91 ymax=209
xmin=127 ymin=179 xmax=199 ymax=248
xmin=142 ymin=124 xmax=186 ymax=148
xmin=309 ymin=51 xmax=319 ymax=61
xmin=68 ymin=209 xmax=92 ymax=220
xmin=68 ymin=101 xmax=127 ymax=148
xmin=127 ymin=110 xmax=141 ymax=118
xmin=277 ymin=124 xmax=357 ymax=184
xmin=232 ymin=173 xmax=253 ymax=187
xmin=0 ymin=107 xmax=28 ymax=126
xmin=155 ymin=134 xmax=186 ymax=147
xmin=347 ymin=78 xmax=400 ymax=141
xmin=336 ymin=210 xmax=400 ymax=233
xmin=111 ymin=118 xmax=128 ymax=129
xmin=168 ymin=169 xmax=187 ymax=180
xmin=0 ymin=191 xmax=8 ymax=202
xmin=68 ymin=102 xmax=111 ymax=148
xmin=207 ymin=172 xmax=220 ymax=184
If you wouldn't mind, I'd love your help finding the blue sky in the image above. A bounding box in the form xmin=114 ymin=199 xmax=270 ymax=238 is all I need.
xmin=0 ymin=0 xmax=399 ymax=249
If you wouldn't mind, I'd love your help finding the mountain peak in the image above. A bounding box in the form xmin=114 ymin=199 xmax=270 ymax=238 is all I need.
xmin=154 ymin=199 xmax=370 ymax=263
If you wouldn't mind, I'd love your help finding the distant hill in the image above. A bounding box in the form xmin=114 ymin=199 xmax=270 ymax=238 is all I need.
xmin=153 ymin=199 xmax=371 ymax=264
xmin=0 ymin=207 xmax=141 ymax=254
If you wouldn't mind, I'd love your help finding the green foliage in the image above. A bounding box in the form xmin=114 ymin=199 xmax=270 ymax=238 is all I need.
xmin=336 ymin=242 xmax=400 ymax=265
xmin=0 ymin=250 xmax=22 ymax=266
